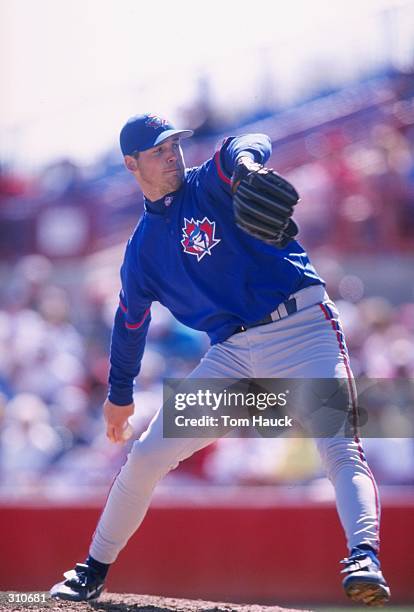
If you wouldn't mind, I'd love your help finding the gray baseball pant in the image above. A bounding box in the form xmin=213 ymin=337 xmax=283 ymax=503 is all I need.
xmin=90 ymin=295 xmax=380 ymax=563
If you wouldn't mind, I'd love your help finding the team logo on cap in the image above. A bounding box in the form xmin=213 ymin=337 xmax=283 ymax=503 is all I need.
xmin=181 ymin=217 xmax=221 ymax=261
xmin=145 ymin=114 xmax=168 ymax=129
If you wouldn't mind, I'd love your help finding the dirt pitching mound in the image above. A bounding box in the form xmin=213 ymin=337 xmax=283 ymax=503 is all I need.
xmin=0 ymin=592 xmax=313 ymax=612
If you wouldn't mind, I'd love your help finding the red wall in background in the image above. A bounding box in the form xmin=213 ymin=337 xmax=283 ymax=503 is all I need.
xmin=1 ymin=492 xmax=413 ymax=606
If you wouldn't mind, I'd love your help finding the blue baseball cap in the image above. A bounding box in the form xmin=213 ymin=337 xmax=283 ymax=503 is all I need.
xmin=120 ymin=113 xmax=193 ymax=156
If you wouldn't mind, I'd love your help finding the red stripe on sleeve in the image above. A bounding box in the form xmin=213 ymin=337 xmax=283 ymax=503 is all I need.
xmin=214 ymin=150 xmax=232 ymax=185
xmin=125 ymin=307 xmax=151 ymax=330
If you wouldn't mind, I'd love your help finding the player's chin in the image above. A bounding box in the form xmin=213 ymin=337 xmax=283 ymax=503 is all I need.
xmin=163 ymin=171 xmax=184 ymax=193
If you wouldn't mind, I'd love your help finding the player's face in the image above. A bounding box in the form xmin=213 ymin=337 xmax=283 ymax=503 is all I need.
xmin=134 ymin=136 xmax=185 ymax=199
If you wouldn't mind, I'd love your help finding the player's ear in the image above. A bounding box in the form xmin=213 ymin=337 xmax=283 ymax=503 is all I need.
xmin=124 ymin=155 xmax=138 ymax=173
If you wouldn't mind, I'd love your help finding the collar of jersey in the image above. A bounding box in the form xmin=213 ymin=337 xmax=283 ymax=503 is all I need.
xmin=144 ymin=194 xmax=172 ymax=215
xmin=143 ymin=173 xmax=188 ymax=215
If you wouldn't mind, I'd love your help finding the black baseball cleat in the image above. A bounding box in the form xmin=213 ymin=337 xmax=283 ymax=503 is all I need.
xmin=341 ymin=547 xmax=390 ymax=607
xmin=50 ymin=562 xmax=105 ymax=601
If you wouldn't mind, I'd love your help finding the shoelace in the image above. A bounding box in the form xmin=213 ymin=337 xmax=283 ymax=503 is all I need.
xmin=67 ymin=565 xmax=97 ymax=588
xmin=340 ymin=552 xmax=375 ymax=574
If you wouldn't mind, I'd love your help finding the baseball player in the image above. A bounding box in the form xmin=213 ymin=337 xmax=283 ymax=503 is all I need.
xmin=50 ymin=113 xmax=390 ymax=607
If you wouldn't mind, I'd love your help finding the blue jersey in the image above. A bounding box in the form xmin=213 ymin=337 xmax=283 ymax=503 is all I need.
xmin=108 ymin=134 xmax=324 ymax=405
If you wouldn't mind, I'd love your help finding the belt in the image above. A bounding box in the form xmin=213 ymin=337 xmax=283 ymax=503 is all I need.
xmin=234 ymin=284 xmax=328 ymax=334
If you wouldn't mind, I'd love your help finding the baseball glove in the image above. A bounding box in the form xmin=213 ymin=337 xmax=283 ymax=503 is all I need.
xmin=232 ymin=158 xmax=300 ymax=248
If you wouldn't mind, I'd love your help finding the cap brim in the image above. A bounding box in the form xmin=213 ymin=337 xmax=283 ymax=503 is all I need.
xmin=153 ymin=129 xmax=194 ymax=147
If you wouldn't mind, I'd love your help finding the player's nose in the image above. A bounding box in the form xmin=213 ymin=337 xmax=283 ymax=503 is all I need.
xmin=165 ymin=145 xmax=178 ymax=162
xmin=166 ymin=150 xmax=178 ymax=163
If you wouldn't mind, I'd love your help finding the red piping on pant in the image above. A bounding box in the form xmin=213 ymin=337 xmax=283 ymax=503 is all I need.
xmin=319 ymin=302 xmax=380 ymax=551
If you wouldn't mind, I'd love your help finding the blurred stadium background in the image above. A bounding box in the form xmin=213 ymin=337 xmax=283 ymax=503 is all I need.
xmin=0 ymin=0 xmax=414 ymax=607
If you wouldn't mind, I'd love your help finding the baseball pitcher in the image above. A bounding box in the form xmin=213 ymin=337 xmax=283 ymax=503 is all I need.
xmin=50 ymin=114 xmax=390 ymax=607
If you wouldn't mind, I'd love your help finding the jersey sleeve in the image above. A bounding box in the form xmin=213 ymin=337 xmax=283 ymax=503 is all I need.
xmin=212 ymin=133 xmax=272 ymax=189
xmin=108 ymin=239 xmax=153 ymax=406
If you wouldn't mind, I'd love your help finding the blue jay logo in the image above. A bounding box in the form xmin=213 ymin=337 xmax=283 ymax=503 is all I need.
xmin=145 ymin=114 xmax=168 ymax=129
xmin=181 ymin=217 xmax=221 ymax=261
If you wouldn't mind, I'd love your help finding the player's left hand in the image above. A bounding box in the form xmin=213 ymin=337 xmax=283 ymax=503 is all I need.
xmin=231 ymin=157 xmax=300 ymax=249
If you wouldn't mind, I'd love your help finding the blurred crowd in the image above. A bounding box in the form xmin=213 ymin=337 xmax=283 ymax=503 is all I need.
xmin=1 ymin=252 xmax=413 ymax=497
xmin=1 ymin=72 xmax=414 ymax=497
xmin=1 ymin=73 xmax=414 ymax=260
